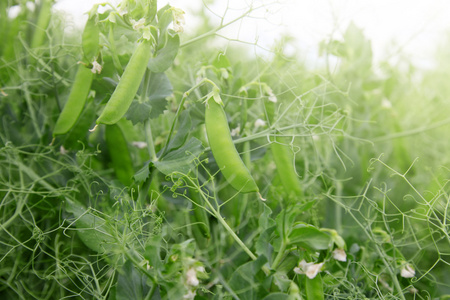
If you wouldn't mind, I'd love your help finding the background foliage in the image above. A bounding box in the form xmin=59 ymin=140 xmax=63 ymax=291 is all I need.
xmin=1 ymin=0 xmax=450 ymax=299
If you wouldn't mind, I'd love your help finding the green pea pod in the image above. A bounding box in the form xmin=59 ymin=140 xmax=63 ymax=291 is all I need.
xmin=305 ymin=274 xmax=324 ymax=300
xmin=96 ymin=39 xmax=152 ymax=125
xmin=189 ymin=189 xmax=210 ymax=239
xmin=53 ymin=64 xmax=93 ymax=136
xmin=82 ymin=10 xmax=100 ymax=64
xmin=31 ymin=0 xmax=53 ymax=49
xmin=271 ymin=137 xmax=303 ymax=199
xmin=205 ymin=94 xmax=259 ymax=193
xmin=105 ymin=123 xmax=134 ymax=186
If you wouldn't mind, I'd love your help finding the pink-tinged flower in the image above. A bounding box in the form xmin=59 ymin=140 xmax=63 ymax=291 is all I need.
xmin=332 ymin=248 xmax=347 ymax=262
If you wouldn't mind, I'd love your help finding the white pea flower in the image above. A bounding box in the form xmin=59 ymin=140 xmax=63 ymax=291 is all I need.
xmin=131 ymin=18 xmax=146 ymax=30
xmin=186 ymin=268 xmax=199 ymax=287
xmin=381 ymin=98 xmax=392 ymax=109
xmin=332 ymin=248 xmax=347 ymax=262
xmin=91 ymin=60 xmax=102 ymax=74
xmin=230 ymin=125 xmax=240 ymax=137
xmin=60 ymin=145 xmax=68 ymax=155
xmin=118 ymin=6 xmax=128 ymax=16
xmin=26 ymin=2 xmax=36 ymax=12
xmin=8 ymin=6 xmax=21 ymax=19
xmin=254 ymin=119 xmax=266 ymax=129
xmin=401 ymin=264 xmax=415 ymax=278
xmin=294 ymin=259 xmax=324 ymax=279
xmin=264 ymin=86 xmax=277 ymax=103
xmin=196 ymin=266 xmax=206 ymax=273
xmin=132 ymin=141 xmax=148 ymax=149
xmin=172 ymin=8 xmax=185 ymax=33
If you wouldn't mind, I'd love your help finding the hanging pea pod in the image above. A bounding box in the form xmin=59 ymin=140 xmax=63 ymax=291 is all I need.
xmin=264 ymin=91 xmax=303 ymax=200
xmin=271 ymin=137 xmax=303 ymax=199
xmin=30 ymin=0 xmax=53 ymax=49
xmin=189 ymin=189 xmax=210 ymax=239
xmin=205 ymin=90 xmax=259 ymax=193
xmin=105 ymin=122 xmax=134 ymax=186
xmin=53 ymin=64 xmax=93 ymax=137
xmin=95 ymin=39 xmax=152 ymax=126
xmin=82 ymin=7 xmax=100 ymax=64
xmin=53 ymin=12 xmax=99 ymax=137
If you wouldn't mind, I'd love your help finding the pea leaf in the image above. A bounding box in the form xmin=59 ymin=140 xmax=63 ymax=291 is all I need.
xmin=166 ymin=110 xmax=191 ymax=153
xmin=148 ymin=33 xmax=180 ymax=73
xmin=126 ymin=72 xmax=172 ymax=124
xmin=154 ymin=137 xmax=204 ymax=176
xmin=65 ymin=199 xmax=116 ymax=253
xmin=288 ymin=223 xmax=332 ymax=251
xmin=116 ymin=260 xmax=151 ymax=300
xmin=133 ymin=162 xmax=151 ymax=184
xmin=262 ymin=293 xmax=290 ymax=300
xmin=228 ymin=256 xmax=267 ymax=300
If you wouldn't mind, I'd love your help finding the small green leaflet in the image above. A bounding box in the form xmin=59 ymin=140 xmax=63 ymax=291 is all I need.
xmin=126 ymin=72 xmax=172 ymax=124
xmin=154 ymin=137 xmax=204 ymax=176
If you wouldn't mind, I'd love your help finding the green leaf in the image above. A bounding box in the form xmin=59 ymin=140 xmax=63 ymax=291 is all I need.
xmin=255 ymin=226 xmax=275 ymax=262
xmin=156 ymin=5 xmax=173 ymax=39
xmin=305 ymin=273 xmax=324 ymax=300
xmin=288 ymin=223 xmax=331 ymax=251
xmin=116 ymin=260 xmax=151 ymax=300
xmin=166 ymin=110 xmax=191 ymax=152
xmin=127 ymin=101 xmax=152 ymax=125
xmin=126 ymin=72 xmax=172 ymax=124
xmin=154 ymin=137 xmax=204 ymax=176
xmin=259 ymin=204 xmax=276 ymax=231
xmin=148 ymin=72 xmax=172 ymax=117
xmin=212 ymin=52 xmax=231 ymax=69
xmin=65 ymin=199 xmax=116 ymax=253
xmin=133 ymin=162 xmax=151 ymax=183
xmin=272 ymin=271 xmax=291 ymax=292
xmin=148 ymin=33 xmax=180 ymax=73
xmin=228 ymin=256 xmax=267 ymax=300
xmin=262 ymin=293 xmax=290 ymax=300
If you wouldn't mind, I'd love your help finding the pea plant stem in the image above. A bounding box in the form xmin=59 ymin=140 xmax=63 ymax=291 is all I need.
xmin=159 ymin=78 xmax=217 ymax=159
xmin=190 ymin=177 xmax=270 ymax=275
xmin=271 ymin=240 xmax=287 ymax=270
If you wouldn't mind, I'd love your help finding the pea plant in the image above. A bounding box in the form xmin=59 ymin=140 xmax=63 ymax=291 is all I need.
xmin=1 ymin=0 xmax=450 ymax=299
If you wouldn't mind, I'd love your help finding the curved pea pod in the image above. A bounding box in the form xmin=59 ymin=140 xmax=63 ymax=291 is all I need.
xmin=31 ymin=0 xmax=53 ymax=49
xmin=53 ymin=64 xmax=94 ymax=136
xmin=271 ymin=137 xmax=303 ymax=199
xmin=105 ymin=123 xmax=134 ymax=186
xmin=205 ymin=94 xmax=259 ymax=193
xmin=96 ymin=39 xmax=152 ymax=125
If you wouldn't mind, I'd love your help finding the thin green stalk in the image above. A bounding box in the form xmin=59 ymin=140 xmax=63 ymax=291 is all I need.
xmin=181 ymin=7 xmax=256 ymax=48
xmin=159 ymin=78 xmax=216 ymax=158
xmin=0 ymin=186 xmax=33 ymax=232
xmin=271 ymin=239 xmax=287 ymax=270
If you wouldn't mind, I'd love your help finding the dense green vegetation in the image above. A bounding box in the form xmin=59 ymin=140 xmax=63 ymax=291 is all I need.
xmin=1 ymin=1 xmax=449 ymax=299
